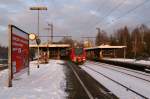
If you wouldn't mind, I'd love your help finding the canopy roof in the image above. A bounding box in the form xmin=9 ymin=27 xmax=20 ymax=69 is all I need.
xmin=85 ymin=45 xmax=126 ymax=50
xmin=30 ymin=44 xmax=70 ymax=48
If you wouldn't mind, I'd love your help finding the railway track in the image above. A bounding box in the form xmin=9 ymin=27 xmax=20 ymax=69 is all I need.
xmin=87 ymin=61 xmax=150 ymax=82
xmin=66 ymin=61 xmax=118 ymax=99
xmin=83 ymin=62 xmax=150 ymax=99
xmin=100 ymin=59 xmax=150 ymax=72
xmin=94 ymin=61 xmax=150 ymax=76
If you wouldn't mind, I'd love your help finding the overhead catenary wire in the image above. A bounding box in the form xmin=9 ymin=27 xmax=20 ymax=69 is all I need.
xmin=96 ymin=0 xmax=127 ymax=27
xmin=87 ymin=0 xmax=127 ymax=34
xmin=144 ymin=20 xmax=150 ymax=25
xmin=102 ymin=0 xmax=150 ymax=30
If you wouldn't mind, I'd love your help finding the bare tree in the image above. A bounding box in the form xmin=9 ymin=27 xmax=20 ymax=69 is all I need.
xmin=140 ymin=24 xmax=150 ymax=57
xmin=109 ymin=24 xmax=150 ymax=58
xmin=59 ymin=37 xmax=75 ymax=47
xmin=131 ymin=27 xmax=143 ymax=58
xmin=95 ymin=29 xmax=109 ymax=46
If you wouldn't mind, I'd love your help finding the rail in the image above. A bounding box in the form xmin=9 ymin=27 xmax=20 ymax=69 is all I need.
xmin=84 ymin=65 xmax=149 ymax=99
xmin=87 ymin=61 xmax=150 ymax=82
xmin=67 ymin=62 xmax=94 ymax=99
xmin=100 ymin=59 xmax=150 ymax=72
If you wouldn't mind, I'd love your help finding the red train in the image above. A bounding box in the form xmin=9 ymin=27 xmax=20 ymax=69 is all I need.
xmin=69 ymin=48 xmax=86 ymax=64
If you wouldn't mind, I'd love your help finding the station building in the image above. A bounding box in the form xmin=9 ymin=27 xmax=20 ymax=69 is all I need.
xmin=85 ymin=44 xmax=126 ymax=60
xmin=30 ymin=44 xmax=70 ymax=60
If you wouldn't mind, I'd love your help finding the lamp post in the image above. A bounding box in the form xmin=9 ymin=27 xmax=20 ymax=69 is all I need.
xmin=30 ymin=6 xmax=47 ymax=68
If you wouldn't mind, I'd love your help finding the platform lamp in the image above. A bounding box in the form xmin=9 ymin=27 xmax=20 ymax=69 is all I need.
xmin=29 ymin=33 xmax=36 ymax=41
xmin=30 ymin=6 xmax=47 ymax=68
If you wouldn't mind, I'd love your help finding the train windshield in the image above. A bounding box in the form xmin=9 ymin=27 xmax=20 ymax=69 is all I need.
xmin=75 ymin=48 xmax=83 ymax=55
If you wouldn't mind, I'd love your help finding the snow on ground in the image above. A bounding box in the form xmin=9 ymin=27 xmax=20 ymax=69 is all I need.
xmin=82 ymin=62 xmax=150 ymax=99
xmin=0 ymin=60 xmax=67 ymax=99
xmin=89 ymin=61 xmax=150 ymax=81
xmin=104 ymin=58 xmax=150 ymax=66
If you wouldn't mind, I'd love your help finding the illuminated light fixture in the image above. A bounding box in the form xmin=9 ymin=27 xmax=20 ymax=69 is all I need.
xmin=29 ymin=33 xmax=36 ymax=40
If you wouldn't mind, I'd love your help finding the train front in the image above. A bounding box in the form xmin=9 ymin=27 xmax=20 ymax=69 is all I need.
xmin=70 ymin=48 xmax=86 ymax=64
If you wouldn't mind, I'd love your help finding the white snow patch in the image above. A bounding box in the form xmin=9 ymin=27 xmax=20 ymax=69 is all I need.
xmin=103 ymin=58 xmax=150 ymax=66
xmin=82 ymin=62 xmax=150 ymax=99
xmin=0 ymin=60 xmax=67 ymax=99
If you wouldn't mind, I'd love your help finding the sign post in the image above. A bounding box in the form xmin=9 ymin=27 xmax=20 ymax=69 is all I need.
xmin=8 ymin=25 xmax=29 ymax=87
xmin=8 ymin=25 xmax=12 ymax=87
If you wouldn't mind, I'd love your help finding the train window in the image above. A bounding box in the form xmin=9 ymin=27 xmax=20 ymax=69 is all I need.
xmin=75 ymin=48 xmax=83 ymax=55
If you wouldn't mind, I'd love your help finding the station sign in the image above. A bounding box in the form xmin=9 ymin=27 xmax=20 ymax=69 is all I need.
xmin=8 ymin=25 xmax=29 ymax=87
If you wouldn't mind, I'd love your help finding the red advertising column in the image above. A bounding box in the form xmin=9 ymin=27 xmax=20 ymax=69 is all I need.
xmin=8 ymin=25 xmax=29 ymax=87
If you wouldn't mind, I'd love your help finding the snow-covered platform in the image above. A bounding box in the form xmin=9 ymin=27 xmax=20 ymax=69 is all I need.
xmin=103 ymin=58 xmax=150 ymax=66
xmin=0 ymin=60 xmax=67 ymax=99
xmin=101 ymin=58 xmax=150 ymax=72
xmin=81 ymin=61 xmax=150 ymax=99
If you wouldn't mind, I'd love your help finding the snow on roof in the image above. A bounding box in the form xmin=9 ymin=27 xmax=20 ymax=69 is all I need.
xmin=85 ymin=45 xmax=126 ymax=50
xmin=30 ymin=44 xmax=70 ymax=48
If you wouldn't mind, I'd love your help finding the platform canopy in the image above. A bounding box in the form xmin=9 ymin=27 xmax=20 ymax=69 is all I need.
xmin=85 ymin=44 xmax=126 ymax=50
xmin=30 ymin=44 xmax=70 ymax=48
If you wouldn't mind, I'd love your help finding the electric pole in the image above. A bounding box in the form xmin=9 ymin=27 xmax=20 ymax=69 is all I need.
xmin=48 ymin=23 xmax=53 ymax=43
xmin=96 ymin=27 xmax=100 ymax=34
xmin=81 ymin=36 xmax=96 ymax=47
xmin=45 ymin=24 xmax=51 ymax=43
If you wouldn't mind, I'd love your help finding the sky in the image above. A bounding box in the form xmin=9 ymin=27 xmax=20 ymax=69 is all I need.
xmin=0 ymin=0 xmax=150 ymax=46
